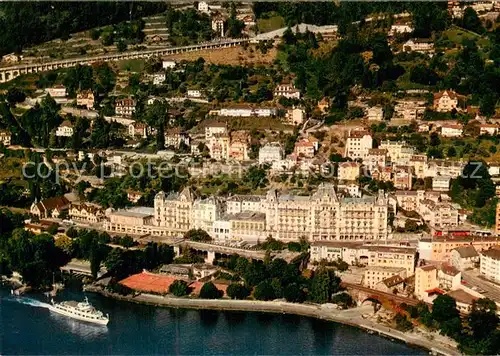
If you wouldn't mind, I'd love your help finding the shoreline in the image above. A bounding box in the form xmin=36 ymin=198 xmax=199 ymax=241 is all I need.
xmin=85 ymin=285 xmax=460 ymax=356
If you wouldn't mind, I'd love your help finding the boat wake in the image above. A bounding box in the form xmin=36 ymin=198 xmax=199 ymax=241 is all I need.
xmin=6 ymin=296 xmax=51 ymax=309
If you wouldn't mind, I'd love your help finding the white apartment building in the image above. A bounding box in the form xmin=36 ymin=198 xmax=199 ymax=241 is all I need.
xmin=451 ymin=246 xmax=479 ymax=271
xmin=480 ymin=124 xmax=499 ymax=136
xmin=259 ymin=143 xmax=284 ymax=164
xmin=187 ymin=89 xmax=202 ymax=98
xmin=162 ymin=60 xmax=176 ymax=69
xmin=480 ymin=248 xmax=500 ymax=284
xmin=364 ymin=148 xmax=389 ymax=173
xmin=345 ymin=130 xmax=373 ymax=160
xmin=274 ymin=82 xmax=301 ymax=99
xmin=46 ymin=85 xmax=67 ymax=98
xmin=389 ymin=24 xmax=414 ymax=36
xmin=379 ymin=140 xmax=415 ymax=163
xmin=432 ymin=175 xmax=451 ymax=192
xmin=219 ymin=105 xmax=276 ymax=117
xmin=440 ymin=123 xmax=463 ymax=137
xmin=425 ymin=159 xmax=465 ymax=178
xmin=205 ymin=122 xmax=228 ymax=141
xmin=403 ymin=39 xmax=434 ymax=53
xmin=55 ymin=120 xmax=74 ymax=137
xmin=226 ymin=195 xmax=263 ymax=215
xmin=115 ymin=98 xmax=137 ymax=117
xmin=310 ymin=241 xmax=416 ymax=274
xmin=192 ymin=197 xmax=225 ymax=234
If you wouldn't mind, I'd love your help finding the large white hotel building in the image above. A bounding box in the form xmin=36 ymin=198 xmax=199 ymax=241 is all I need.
xmin=105 ymin=183 xmax=389 ymax=243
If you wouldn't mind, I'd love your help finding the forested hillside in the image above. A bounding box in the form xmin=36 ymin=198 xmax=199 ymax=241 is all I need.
xmin=0 ymin=2 xmax=167 ymax=56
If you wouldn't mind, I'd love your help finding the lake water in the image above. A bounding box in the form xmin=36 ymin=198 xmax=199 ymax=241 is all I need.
xmin=1 ymin=288 xmax=426 ymax=355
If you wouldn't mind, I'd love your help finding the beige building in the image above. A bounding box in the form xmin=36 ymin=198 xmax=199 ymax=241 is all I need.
xmin=419 ymin=200 xmax=459 ymax=228
xmin=164 ymin=128 xmax=190 ymax=148
xmin=0 ymin=129 xmax=12 ymax=146
xmin=496 ymin=202 xmax=500 ymax=235
xmin=264 ymin=184 xmax=389 ymax=241
xmin=76 ymin=90 xmax=95 ymax=109
xmin=367 ymin=245 xmax=416 ymax=275
xmin=106 ymin=207 xmax=155 ymax=235
xmin=363 ymin=266 xmax=406 ymax=289
xmin=379 ymin=140 xmax=415 ymax=163
xmin=286 ymin=108 xmax=305 ymax=125
xmin=366 ymin=106 xmax=383 ymax=121
xmin=69 ymin=202 xmax=105 ymax=223
xmin=154 ymin=188 xmax=196 ymax=235
xmin=338 ymin=162 xmax=360 ymax=181
xmin=229 ymin=139 xmax=249 ymax=161
xmin=415 ymin=265 xmax=439 ymax=301
xmin=294 ymin=138 xmax=316 ymax=158
xmin=395 ymin=190 xmax=422 ymax=212
xmin=374 ymin=275 xmax=405 ymax=294
xmin=480 ymin=248 xmax=500 ymax=284
xmin=409 ymin=155 xmax=427 ymax=179
xmin=433 ymin=90 xmax=459 ymax=112
xmin=209 ymin=133 xmax=230 ymax=161
xmin=205 ymin=122 xmax=227 ymax=141
xmin=229 ymin=212 xmax=266 ymax=243
xmin=418 ymin=236 xmax=500 ymax=262
xmin=192 ymin=197 xmax=225 ymax=234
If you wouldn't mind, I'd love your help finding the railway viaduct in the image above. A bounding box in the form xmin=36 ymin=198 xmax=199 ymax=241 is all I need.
xmin=0 ymin=38 xmax=249 ymax=83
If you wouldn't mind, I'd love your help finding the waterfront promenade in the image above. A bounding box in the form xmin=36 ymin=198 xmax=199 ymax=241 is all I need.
xmin=85 ymin=286 xmax=459 ymax=356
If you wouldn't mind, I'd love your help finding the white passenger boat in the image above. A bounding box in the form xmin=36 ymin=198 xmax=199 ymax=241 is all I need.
xmin=49 ymin=297 xmax=109 ymax=326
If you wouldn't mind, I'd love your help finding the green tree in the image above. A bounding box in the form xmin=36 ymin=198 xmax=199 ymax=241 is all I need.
xmin=309 ymin=267 xmax=332 ymax=304
xmin=199 ymin=281 xmax=223 ymax=299
xmin=462 ymin=7 xmax=484 ymax=34
xmin=184 ymin=228 xmax=212 ymax=242
xmin=432 ymin=295 xmax=460 ymax=325
xmin=331 ymin=292 xmax=355 ymax=309
xmin=283 ymin=283 xmax=306 ymax=303
xmin=468 ymin=298 xmax=499 ymax=340
xmin=253 ymin=280 xmax=276 ymax=301
xmin=169 ymin=279 xmax=190 ymax=297
xmin=226 ymin=283 xmax=251 ymax=300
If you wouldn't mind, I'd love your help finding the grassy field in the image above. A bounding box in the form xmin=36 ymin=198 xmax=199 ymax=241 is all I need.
xmin=443 ymin=27 xmax=479 ymax=45
xmin=116 ymin=59 xmax=145 ymax=73
xmin=165 ymin=45 xmax=277 ymax=66
xmin=257 ymin=16 xmax=285 ymax=33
